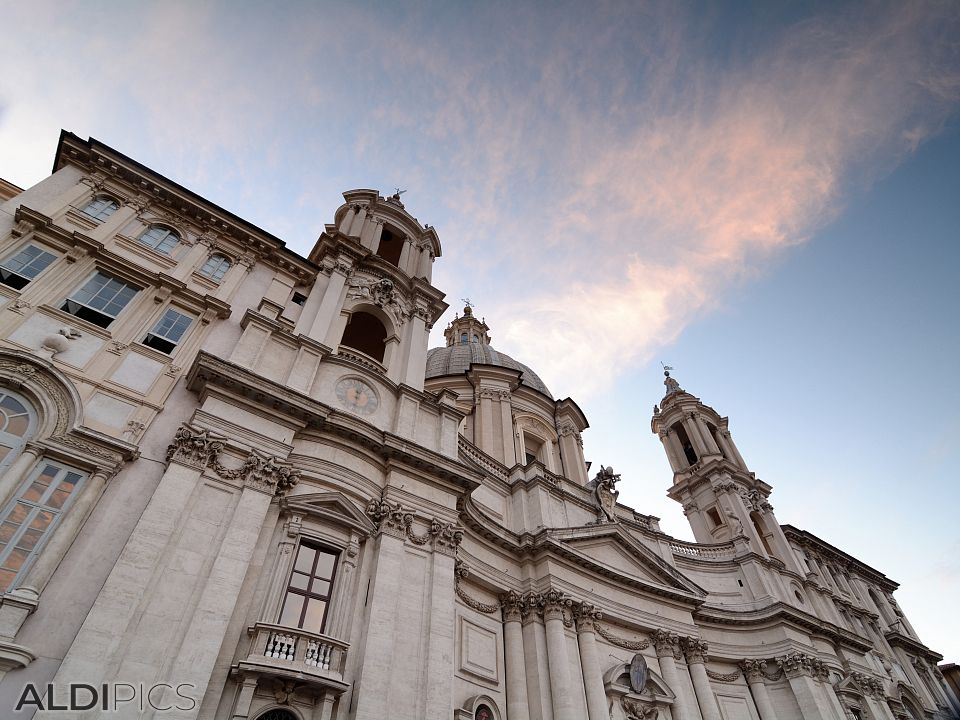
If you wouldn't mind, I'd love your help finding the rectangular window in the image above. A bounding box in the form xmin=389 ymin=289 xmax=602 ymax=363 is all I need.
xmin=61 ymin=271 xmax=140 ymax=328
xmin=0 ymin=244 xmax=57 ymax=290
xmin=142 ymin=308 xmax=193 ymax=354
xmin=278 ymin=542 xmax=338 ymax=633
xmin=0 ymin=461 xmax=86 ymax=592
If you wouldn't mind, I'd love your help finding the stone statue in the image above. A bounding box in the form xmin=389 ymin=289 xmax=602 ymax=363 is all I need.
xmin=592 ymin=465 xmax=621 ymax=522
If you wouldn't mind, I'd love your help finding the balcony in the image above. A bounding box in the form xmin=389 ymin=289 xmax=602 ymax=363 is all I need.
xmin=234 ymin=622 xmax=350 ymax=692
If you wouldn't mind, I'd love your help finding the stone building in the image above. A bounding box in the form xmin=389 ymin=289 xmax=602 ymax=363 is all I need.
xmin=0 ymin=131 xmax=956 ymax=720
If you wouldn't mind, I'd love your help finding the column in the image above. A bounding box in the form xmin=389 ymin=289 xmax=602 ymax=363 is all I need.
xmin=653 ymin=631 xmax=691 ymax=720
xmin=542 ymin=590 xmax=576 ymax=720
xmin=778 ymin=652 xmax=843 ymax=719
xmin=685 ymin=638 xmax=722 ymax=720
xmin=352 ymin=528 xmax=407 ymax=720
xmin=398 ymin=237 xmax=413 ymax=272
xmin=19 ymin=467 xmax=111 ymax=593
xmin=347 ymin=204 xmax=367 ymax=237
xmin=667 ymin=431 xmax=688 ymax=468
xmin=722 ymin=430 xmax=748 ymax=470
xmin=574 ymin=604 xmax=608 ymax=720
xmin=173 ymin=236 xmax=214 ymax=280
xmin=659 ymin=430 xmax=684 ymax=472
xmin=0 ymin=443 xmax=42 ymax=508
xmin=499 ymin=393 xmax=517 ymax=467
xmin=682 ymin=415 xmax=710 ymax=457
xmin=310 ymin=265 xmax=349 ymax=344
xmin=521 ymin=596 xmax=554 ymax=720
xmin=255 ymin=513 xmax=299 ymax=624
xmin=424 ymin=541 xmax=457 ymax=720
xmin=339 ymin=204 xmax=358 ymax=233
xmin=741 ymin=660 xmax=777 ymax=720
xmin=417 ymin=246 xmax=433 ymax=278
xmin=502 ymin=593 xmax=531 ymax=720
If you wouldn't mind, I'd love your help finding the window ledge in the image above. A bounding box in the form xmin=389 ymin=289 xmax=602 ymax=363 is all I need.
xmin=37 ymin=304 xmax=114 ymax=341
xmin=115 ymin=235 xmax=179 ymax=271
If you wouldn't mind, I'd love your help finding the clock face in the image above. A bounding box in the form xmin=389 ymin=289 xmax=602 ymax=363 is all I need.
xmin=335 ymin=377 xmax=379 ymax=416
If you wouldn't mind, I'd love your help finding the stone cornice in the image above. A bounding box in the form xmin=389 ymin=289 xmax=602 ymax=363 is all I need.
xmin=884 ymin=629 xmax=943 ymax=662
xmin=782 ymin=525 xmax=898 ymax=591
xmin=694 ymin=601 xmax=874 ymax=653
xmin=54 ymin=132 xmax=317 ymax=281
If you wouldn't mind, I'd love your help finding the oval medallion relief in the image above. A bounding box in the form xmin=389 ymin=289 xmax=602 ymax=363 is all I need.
xmin=335 ymin=377 xmax=379 ymax=416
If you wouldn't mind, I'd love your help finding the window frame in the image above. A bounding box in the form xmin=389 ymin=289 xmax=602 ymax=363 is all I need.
xmin=61 ymin=270 xmax=141 ymax=329
xmin=277 ymin=541 xmax=340 ymax=634
xmin=0 ymin=243 xmax=58 ymax=290
xmin=141 ymin=306 xmax=194 ymax=355
xmin=137 ymin=225 xmax=180 ymax=255
xmin=0 ymin=459 xmax=87 ymax=593
xmin=198 ymin=253 xmax=232 ymax=283
xmin=0 ymin=388 xmax=37 ymax=478
xmin=80 ymin=195 xmax=120 ymax=222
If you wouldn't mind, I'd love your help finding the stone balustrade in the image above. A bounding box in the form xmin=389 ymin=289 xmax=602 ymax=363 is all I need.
xmin=247 ymin=622 xmax=349 ymax=678
xmin=669 ymin=539 xmax=737 ymax=560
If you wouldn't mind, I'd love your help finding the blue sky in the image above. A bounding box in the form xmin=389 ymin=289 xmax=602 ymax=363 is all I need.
xmin=1 ymin=1 xmax=958 ymax=660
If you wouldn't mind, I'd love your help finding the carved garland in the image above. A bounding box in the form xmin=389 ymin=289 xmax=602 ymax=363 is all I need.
xmin=454 ymin=560 xmax=500 ymax=614
xmin=364 ymin=496 xmax=464 ymax=554
xmin=706 ymin=668 xmax=742 ymax=682
xmin=595 ymin=622 xmax=651 ymax=650
xmin=165 ymin=423 xmax=300 ymax=496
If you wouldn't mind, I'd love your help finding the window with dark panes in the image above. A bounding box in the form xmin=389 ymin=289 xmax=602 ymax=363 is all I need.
xmin=278 ymin=542 xmax=339 ymax=633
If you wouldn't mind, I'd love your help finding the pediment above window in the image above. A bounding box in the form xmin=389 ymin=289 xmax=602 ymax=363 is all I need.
xmin=280 ymin=491 xmax=376 ymax=537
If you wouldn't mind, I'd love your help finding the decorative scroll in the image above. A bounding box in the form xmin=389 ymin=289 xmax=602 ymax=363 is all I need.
xmin=595 ymin=623 xmax=651 ymax=650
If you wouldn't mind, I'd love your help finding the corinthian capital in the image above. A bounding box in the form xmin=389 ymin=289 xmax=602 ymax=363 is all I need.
xmin=500 ymin=590 xmax=524 ymax=622
xmin=683 ymin=637 xmax=709 ymax=665
xmin=573 ymin=602 xmax=603 ymax=632
xmin=652 ymin=629 xmax=682 ymax=660
xmin=740 ymin=659 xmax=768 ymax=683
xmin=541 ymin=588 xmax=572 ymax=621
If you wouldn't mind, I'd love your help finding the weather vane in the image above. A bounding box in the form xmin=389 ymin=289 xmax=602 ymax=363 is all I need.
xmin=661 ymin=362 xmax=674 ymax=374
xmin=393 ymin=188 xmax=407 ymax=197
xmin=461 ymin=297 xmax=474 ymax=309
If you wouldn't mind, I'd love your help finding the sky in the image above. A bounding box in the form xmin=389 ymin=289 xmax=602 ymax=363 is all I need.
xmin=1 ymin=0 xmax=959 ymax=661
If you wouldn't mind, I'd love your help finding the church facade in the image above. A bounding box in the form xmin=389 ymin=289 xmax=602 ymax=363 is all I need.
xmin=0 ymin=131 xmax=956 ymax=720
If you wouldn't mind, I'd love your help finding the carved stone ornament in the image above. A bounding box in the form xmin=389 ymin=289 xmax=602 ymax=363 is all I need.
xmin=622 ymin=697 xmax=659 ymax=719
xmin=595 ymin=623 xmax=651 ymax=651
xmin=591 ymin=465 xmax=621 ymax=523
xmin=454 ymin=560 xmax=500 ymax=614
xmin=740 ymin=659 xmax=768 ymax=683
xmin=365 ymin=496 xmax=462 ymax=553
xmin=739 ymin=487 xmax=774 ymax=513
xmin=541 ymin=588 xmax=572 ymax=621
xmin=346 ymin=276 xmax=410 ymax=325
xmin=8 ymin=298 xmax=31 ymax=313
xmin=500 ymin=590 xmax=524 ymax=622
xmin=652 ymin=629 xmax=683 ymax=661
xmin=849 ymin=671 xmax=886 ymax=698
xmin=683 ymin=638 xmax=709 ymax=665
xmin=573 ymin=602 xmax=602 ymax=632
xmin=364 ymin=497 xmax=412 ymax=538
xmin=165 ymin=423 xmax=300 ymax=496
xmin=706 ymin=668 xmax=742 ymax=682
xmin=776 ymin=651 xmax=830 ymax=681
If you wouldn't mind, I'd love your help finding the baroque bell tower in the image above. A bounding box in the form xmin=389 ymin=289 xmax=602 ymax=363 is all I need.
xmin=651 ymin=370 xmax=804 ymax=573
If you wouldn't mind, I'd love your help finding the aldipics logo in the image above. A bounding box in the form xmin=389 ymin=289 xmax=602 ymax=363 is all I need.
xmin=15 ymin=683 xmax=197 ymax=713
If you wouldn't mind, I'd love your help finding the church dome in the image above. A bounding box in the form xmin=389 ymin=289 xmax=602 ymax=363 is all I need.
xmin=424 ymin=304 xmax=552 ymax=398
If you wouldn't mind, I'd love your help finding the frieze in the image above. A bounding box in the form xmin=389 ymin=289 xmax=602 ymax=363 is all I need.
xmin=477 ymin=388 xmax=511 ymax=401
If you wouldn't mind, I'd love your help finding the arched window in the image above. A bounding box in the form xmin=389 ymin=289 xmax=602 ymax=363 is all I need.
xmin=198 ymin=253 xmax=232 ymax=282
xmin=138 ymin=225 xmax=180 ymax=255
xmin=671 ymin=422 xmax=698 ymax=465
xmin=460 ymin=333 xmax=469 ymax=345
xmin=340 ymin=311 xmax=387 ymax=362
xmin=376 ymin=226 xmax=404 ymax=267
xmin=0 ymin=389 xmax=36 ymax=477
xmin=80 ymin=196 xmax=119 ymax=222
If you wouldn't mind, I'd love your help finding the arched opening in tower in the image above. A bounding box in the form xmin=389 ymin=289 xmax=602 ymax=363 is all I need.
xmin=340 ymin=311 xmax=387 ymax=362
xmin=672 ymin=422 xmax=698 ymax=466
xmin=377 ymin=226 xmax=404 ymax=267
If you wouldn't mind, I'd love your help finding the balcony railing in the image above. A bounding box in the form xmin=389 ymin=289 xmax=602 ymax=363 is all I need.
xmin=669 ymin=539 xmax=737 ymax=560
xmin=244 ymin=622 xmax=350 ymax=681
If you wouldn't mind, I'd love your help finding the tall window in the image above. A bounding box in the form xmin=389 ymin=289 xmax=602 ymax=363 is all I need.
xmin=0 ymin=460 xmax=86 ymax=592
xmin=62 ymin=271 xmax=140 ymax=328
xmin=0 ymin=389 xmax=36 ymax=477
xmin=278 ymin=542 xmax=338 ymax=633
xmin=142 ymin=308 xmax=193 ymax=354
xmin=376 ymin=226 xmax=404 ymax=267
xmin=340 ymin=311 xmax=387 ymax=362
xmin=0 ymin=244 xmax=57 ymax=290
xmin=138 ymin=225 xmax=180 ymax=255
xmin=198 ymin=254 xmax=231 ymax=282
xmin=80 ymin=196 xmax=119 ymax=222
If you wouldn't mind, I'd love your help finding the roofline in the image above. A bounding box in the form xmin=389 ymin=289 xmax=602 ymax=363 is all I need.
xmin=782 ymin=524 xmax=898 ymax=589
xmin=53 ymin=131 xmax=316 ymax=271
